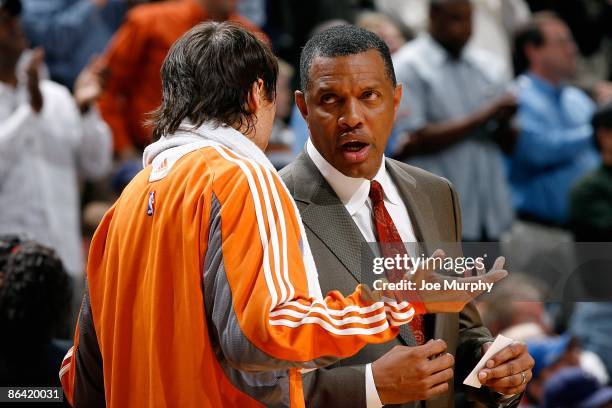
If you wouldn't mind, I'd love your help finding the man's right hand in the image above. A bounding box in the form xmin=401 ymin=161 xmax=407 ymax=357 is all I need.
xmin=372 ymin=339 xmax=454 ymax=404
xmin=26 ymin=48 xmax=45 ymax=113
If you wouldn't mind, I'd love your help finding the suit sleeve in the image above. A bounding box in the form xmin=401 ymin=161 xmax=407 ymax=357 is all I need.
xmin=301 ymin=365 xmax=367 ymax=408
xmin=446 ymin=179 xmax=520 ymax=406
xmin=206 ymin=148 xmax=426 ymax=371
xmin=456 ymin=303 xmax=523 ymax=408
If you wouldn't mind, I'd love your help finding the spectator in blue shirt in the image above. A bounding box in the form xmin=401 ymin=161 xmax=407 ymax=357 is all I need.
xmin=20 ymin=0 xmax=128 ymax=88
xmin=508 ymin=12 xmax=599 ymax=226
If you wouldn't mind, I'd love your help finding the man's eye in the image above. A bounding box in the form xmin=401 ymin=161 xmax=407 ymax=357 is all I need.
xmin=321 ymin=94 xmax=338 ymax=104
xmin=362 ymin=91 xmax=379 ymax=100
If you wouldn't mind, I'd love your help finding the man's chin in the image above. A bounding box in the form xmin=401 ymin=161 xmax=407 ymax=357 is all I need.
xmin=338 ymin=161 xmax=379 ymax=180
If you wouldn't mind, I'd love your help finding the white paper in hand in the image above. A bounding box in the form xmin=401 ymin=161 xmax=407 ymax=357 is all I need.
xmin=463 ymin=334 xmax=515 ymax=388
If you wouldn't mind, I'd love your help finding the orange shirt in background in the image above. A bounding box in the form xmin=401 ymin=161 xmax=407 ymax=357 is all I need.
xmin=98 ymin=0 xmax=264 ymax=155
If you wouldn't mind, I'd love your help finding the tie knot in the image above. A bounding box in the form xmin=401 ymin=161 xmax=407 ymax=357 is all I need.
xmin=369 ymin=180 xmax=385 ymax=205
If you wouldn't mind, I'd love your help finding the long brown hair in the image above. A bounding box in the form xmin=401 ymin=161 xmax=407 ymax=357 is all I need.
xmin=149 ymin=21 xmax=278 ymax=140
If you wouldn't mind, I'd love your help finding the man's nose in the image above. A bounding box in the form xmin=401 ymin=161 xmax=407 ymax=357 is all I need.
xmin=338 ymin=98 xmax=364 ymax=129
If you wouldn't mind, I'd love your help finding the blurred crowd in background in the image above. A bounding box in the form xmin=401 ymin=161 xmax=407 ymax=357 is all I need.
xmin=1 ymin=0 xmax=612 ymax=406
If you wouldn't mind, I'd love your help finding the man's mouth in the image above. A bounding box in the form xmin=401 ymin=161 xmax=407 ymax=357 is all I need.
xmin=339 ymin=140 xmax=371 ymax=163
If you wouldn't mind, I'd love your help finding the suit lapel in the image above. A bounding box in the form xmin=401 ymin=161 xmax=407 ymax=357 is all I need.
xmin=387 ymin=159 xmax=453 ymax=346
xmin=386 ymin=160 xmax=461 ymax=360
xmin=291 ymin=153 xmax=372 ymax=284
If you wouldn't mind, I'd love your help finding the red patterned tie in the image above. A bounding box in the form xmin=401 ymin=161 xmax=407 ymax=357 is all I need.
xmin=369 ymin=180 xmax=425 ymax=345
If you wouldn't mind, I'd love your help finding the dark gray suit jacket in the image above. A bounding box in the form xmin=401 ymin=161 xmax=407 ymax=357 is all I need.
xmin=280 ymin=152 xmax=512 ymax=408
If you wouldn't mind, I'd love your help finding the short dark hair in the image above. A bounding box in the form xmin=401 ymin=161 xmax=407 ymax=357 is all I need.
xmin=0 ymin=238 xmax=71 ymax=345
xmin=512 ymin=12 xmax=559 ymax=76
xmin=150 ymin=22 xmax=278 ymax=140
xmin=299 ymin=24 xmax=396 ymax=92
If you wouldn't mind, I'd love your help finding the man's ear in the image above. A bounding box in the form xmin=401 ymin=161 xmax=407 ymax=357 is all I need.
xmin=247 ymin=79 xmax=264 ymax=115
xmin=295 ymin=90 xmax=308 ymax=120
xmin=393 ymin=83 xmax=403 ymax=119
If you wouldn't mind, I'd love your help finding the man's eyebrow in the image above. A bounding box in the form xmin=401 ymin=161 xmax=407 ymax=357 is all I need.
xmin=313 ymin=79 xmax=385 ymax=92
xmin=309 ymin=81 xmax=341 ymax=95
xmin=314 ymin=85 xmax=337 ymax=93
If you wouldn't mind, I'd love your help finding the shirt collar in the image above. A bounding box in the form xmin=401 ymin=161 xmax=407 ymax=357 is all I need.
xmin=306 ymin=138 xmax=401 ymax=215
xmin=525 ymin=72 xmax=564 ymax=97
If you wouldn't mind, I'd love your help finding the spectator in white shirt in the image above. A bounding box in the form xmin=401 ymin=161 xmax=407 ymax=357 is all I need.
xmin=375 ymin=0 xmax=531 ymax=79
xmin=0 ymin=0 xmax=112 ymax=278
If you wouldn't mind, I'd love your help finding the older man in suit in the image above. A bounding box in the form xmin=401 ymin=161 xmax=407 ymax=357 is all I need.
xmin=280 ymin=24 xmax=534 ymax=407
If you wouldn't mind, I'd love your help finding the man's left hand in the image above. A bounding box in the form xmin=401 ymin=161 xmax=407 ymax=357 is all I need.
xmin=478 ymin=341 xmax=534 ymax=396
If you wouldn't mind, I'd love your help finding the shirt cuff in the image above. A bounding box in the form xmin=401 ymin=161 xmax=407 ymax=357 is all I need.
xmin=497 ymin=392 xmax=522 ymax=407
xmin=499 ymin=392 xmax=521 ymax=400
xmin=365 ymin=363 xmax=384 ymax=408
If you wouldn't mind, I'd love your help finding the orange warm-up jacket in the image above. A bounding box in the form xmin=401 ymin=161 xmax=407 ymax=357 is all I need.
xmin=59 ymin=138 xmax=423 ymax=407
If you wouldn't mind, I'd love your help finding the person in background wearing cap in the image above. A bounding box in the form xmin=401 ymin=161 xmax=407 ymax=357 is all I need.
xmin=542 ymin=367 xmax=612 ymax=408
xmin=524 ymin=335 xmax=581 ymax=406
xmin=0 ymin=0 xmax=111 ymax=294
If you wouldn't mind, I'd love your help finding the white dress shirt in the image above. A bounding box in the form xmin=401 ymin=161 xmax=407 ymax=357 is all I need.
xmin=307 ymin=139 xmax=416 ymax=408
xmin=0 ymin=77 xmax=112 ymax=276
